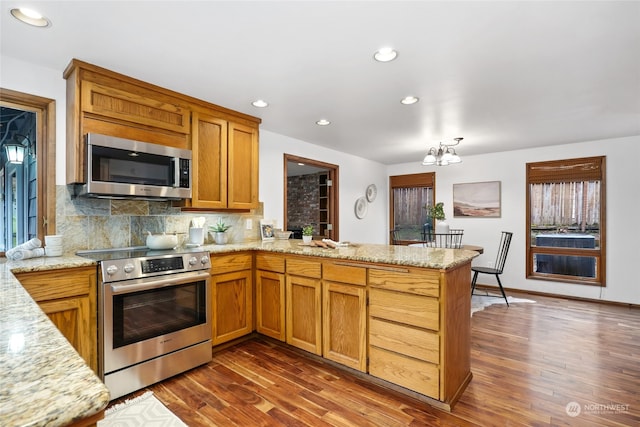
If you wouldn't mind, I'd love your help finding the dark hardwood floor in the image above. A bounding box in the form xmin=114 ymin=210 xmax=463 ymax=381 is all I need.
xmin=114 ymin=292 xmax=640 ymax=426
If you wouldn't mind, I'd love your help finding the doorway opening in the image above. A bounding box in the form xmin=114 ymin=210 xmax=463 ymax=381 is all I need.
xmin=284 ymin=154 xmax=339 ymax=241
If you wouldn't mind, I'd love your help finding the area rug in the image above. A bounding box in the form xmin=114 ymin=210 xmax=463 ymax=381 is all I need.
xmin=98 ymin=391 xmax=187 ymax=427
xmin=471 ymin=294 xmax=535 ymax=316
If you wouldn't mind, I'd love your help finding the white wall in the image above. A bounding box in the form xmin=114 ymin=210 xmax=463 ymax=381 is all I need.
xmin=388 ymin=136 xmax=639 ymax=304
xmin=259 ymin=130 xmax=388 ymax=244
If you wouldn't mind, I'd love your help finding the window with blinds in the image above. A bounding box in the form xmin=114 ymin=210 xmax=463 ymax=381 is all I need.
xmin=526 ymin=156 xmax=606 ymax=286
xmin=389 ymin=173 xmax=435 ymax=244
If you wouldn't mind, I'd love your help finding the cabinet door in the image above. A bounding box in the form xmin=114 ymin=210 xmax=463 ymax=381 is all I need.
xmin=38 ymin=297 xmax=91 ymax=362
xmin=211 ymin=269 xmax=253 ymax=345
xmin=255 ymin=270 xmax=286 ymax=341
xmin=16 ymin=266 xmax=97 ymax=373
xmin=322 ymin=281 xmax=367 ymax=371
xmin=227 ymin=122 xmax=259 ymax=209
xmin=191 ymin=111 xmax=228 ymax=208
xmin=286 ymin=275 xmax=322 ymax=355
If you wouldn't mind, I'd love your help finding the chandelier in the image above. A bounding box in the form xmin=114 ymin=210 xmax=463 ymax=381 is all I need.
xmin=421 ymin=137 xmax=463 ymax=166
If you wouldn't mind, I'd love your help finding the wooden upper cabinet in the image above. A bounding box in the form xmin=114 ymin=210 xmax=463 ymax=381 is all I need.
xmin=64 ymin=59 xmax=191 ymax=184
xmin=228 ymin=122 xmax=259 ymax=209
xmin=191 ymin=112 xmax=228 ymax=208
xmin=64 ymin=58 xmax=261 ymax=198
xmin=188 ymin=113 xmax=259 ymax=209
xmin=81 ymin=81 xmax=190 ymax=134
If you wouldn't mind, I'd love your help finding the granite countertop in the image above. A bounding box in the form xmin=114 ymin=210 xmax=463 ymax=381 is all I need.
xmin=0 ymin=256 xmax=110 ymax=427
xmin=204 ymin=239 xmax=480 ymax=270
xmin=0 ymin=240 xmax=477 ymax=426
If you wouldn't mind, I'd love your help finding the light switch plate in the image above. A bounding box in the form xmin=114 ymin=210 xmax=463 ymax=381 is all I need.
xmin=246 ymin=219 xmax=252 ymax=230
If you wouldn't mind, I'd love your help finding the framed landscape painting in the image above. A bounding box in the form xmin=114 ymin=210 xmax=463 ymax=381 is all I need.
xmin=453 ymin=181 xmax=501 ymax=218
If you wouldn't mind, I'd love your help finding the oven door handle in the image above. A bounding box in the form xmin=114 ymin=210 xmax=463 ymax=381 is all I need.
xmin=110 ymin=271 xmax=211 ymax=295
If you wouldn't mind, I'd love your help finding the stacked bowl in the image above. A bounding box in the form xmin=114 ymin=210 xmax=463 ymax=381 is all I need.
xmin=45 ymin=234 xmax=64 ymax=257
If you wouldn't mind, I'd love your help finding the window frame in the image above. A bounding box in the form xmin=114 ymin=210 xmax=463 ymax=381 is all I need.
xmin=389 ymin=172 xmax=435 ymax=245
xmin=526 ymin=156 xmax=606 ymax=286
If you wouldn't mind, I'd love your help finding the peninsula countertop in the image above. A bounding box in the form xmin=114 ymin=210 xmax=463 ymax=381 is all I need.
xmin=0 ymin=240 xmax=478 ymax=426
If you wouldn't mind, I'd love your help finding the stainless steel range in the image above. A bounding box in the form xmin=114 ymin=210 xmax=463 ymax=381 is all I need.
xmin=78 ymin=247 xmax=212 ymax=400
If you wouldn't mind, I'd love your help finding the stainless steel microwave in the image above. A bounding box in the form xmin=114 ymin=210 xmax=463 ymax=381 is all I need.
xmin=74 ymin=133 xmax=192 ymax=200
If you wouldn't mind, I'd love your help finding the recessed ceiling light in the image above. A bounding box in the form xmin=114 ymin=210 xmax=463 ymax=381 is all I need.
xmin=316 ymin=119 xmax=331 ymax=126
xmin=401 ymin=96 xmax=419 ymax=105
xmin=374 ymin=47 xmax=398 ymax=62
xmin=251 ymin=99 xmax=268 ymax=108
xmin=10 ymin=8 xmax=51 ymax=27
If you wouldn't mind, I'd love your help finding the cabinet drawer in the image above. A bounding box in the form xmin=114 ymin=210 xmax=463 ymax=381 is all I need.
xmin=369 ymin=318 xmax=439 ymax=364
xmin=17 ymin=267 xmax=94 ymax=302
xmin=210 ymin=252 xmax=252 ymax=274
xmin=286 ymin=258 xmax=322 ymax=278
xmin=369 ymin=288 xmax=439 ymax=331
xmin=323 ymin=262 xmax=366 ymax=286
xmin=256 ymin=253 xmax=285 ymax=273
xmin=369 ymin=268 xmax=440 ymax=298
xmin=369 ymin=346 xmax=439 ymax=399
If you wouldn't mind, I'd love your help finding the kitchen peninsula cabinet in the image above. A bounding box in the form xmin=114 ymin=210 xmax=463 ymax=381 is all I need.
xmin=251 ymin=244 xmax=475 ymax=410
xmin=322 ymin=261 xmax=367 ymax=371
xmin=286 ymin=257 xmax=323 ymax=355
xmin=368 ymin=263 xmax=471 ymax=408
xmin=189 ymin=111 xmax=259 ymax=209
xmin=14 ymin=266 xmax=98 ymax=373
xmin=255 ymin=253 xmax=286 ymax=341
xmin=210 ymin=252 xmax=253 ymax=345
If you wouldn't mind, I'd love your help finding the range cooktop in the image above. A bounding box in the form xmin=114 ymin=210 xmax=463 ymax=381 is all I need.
xmin=76 ymin=246 xmax=211 ymax=282
xmin=76 ymin=246 xmax=206 ymax=262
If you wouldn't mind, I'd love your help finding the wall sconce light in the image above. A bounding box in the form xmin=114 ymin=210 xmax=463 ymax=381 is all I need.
xmin=2 ymin=134 xmax=33 ymax=165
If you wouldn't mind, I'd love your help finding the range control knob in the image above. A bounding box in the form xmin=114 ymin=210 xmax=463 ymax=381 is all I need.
xmin=123 ymin=263 xmax=135 ymax=274
xmin=106 ymin=265 xmax=118 ymax=276
xmin=188 ymin=256 xmax=198 ymax=266
xmin=200 ymin=256 xmax=209 ymax=265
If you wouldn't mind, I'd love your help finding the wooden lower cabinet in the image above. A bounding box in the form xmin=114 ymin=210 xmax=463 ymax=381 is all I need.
xmin=255 ymin=269 xmax=286 ymax=341
xmin=15 ymin=266 xmax=98 ymax=373
xmin=322 ymin=281 xmax=366 ymax=371
xmin=253 ymin=251 xmax=472 ymax=410
xmin=286 ymin=275 xmax=322 ymax=355
xmin=255 ymin=253 xmax=286 ymax=341
xmin=368 ymin=263 xmax=472 ymax=408
xmin=210 ymin=253 xmax=253 ymax=345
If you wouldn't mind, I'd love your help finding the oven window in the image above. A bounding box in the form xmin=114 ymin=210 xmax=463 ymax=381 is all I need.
xmin=112 ymin=281 xmax=207 ymax=348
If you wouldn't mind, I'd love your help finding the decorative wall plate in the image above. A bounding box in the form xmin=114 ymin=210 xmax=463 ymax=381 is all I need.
xmin=366 ymin=184 xmax=377 ymax=202
xmin=355 ymin=196 xmax=368 ymax=219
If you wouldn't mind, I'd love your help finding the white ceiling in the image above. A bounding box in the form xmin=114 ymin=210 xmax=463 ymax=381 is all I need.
xmin=2 ymin=1 xmax=639 ymax=165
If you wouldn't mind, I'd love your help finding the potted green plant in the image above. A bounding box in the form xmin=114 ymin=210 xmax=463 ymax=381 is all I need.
xmin=209 ymin=219 xmax=231 ymax=245
xmin=302 ymin=225 xmax=314 ymax=244
xmin=426 ymin=202 xmax=449 ymax=233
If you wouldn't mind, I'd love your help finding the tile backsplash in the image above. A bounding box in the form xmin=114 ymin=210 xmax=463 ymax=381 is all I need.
xmin=56 ymin=186 xmax=263 ymax=254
